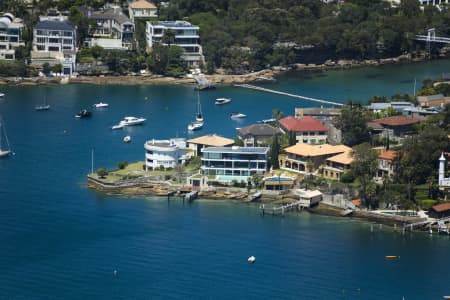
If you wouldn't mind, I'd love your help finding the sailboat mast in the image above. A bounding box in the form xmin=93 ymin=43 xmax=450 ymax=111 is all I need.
xmin=91 ymin=149 xmax=94 ymax=174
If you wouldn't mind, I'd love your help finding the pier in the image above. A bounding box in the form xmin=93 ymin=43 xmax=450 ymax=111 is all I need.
xmin=235 ymin=84 xmax=343 ymax=107
xmin=403 ymin=216 xmax=450 ymax=234
xmin=259 ymin=200 xmax=308 ymax=216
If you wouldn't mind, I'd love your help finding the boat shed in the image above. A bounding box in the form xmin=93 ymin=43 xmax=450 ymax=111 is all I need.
xmin=430 ymin=203 xmax=450 ymax=219
xmin=295 ymin=189 xmax=322 ymax=207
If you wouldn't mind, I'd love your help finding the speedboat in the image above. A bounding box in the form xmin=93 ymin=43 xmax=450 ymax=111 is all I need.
xmin=0 ymin=93 xmax=4 ymax=98
xmin=112 ymin=116 xmax=146 ymax=129
xmin=248 ymin=256 xmax=256 ymax=264
xmin=93 ymin=102 xmax=109 ymax=108
xmin=75 ymin=109 xmax=92 ymax=118
xmin=230 ymin=112 xmax=246 ymax=119
xmin=215 ymin=98 xmax=231 ymax=105
xmin=188 ymin=121 xmax=203 ymax=131
xmin=258 ymin=118 xmax=276 ymax=124
xmin=123 ymin=135 xmax=131 ymax=143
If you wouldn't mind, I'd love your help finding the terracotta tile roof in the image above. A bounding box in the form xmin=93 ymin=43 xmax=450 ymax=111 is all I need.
xmin=284 ymin=143 xmax=351 ymax=157
xmin=129 ymin=0 xmax=157 ymax=9
xmin=378 ymin=150 xmax=398 ymax=161
xmin=278 ymin=116 xmax=328 ymax=132
xmin=352 ymin=199 xmax=361 ymax=206
xmin=373 ymin=115 xmax=420 ymax=127
xmin=187 ymin=134 xmax=234 ymax=147
xmin=432 ymin=203 xmax=450 ymax=213
xmin=326 ymin=151 xmax=354 ymax=165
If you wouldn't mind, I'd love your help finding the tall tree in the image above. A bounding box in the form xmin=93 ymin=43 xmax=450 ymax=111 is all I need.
xmin=351 ymin=143 xmax=378 ymax=208
xmin=333 ymin=102 xmax=371 ymax=147
xmin=269 ymin=135 xmax=280 ymax=170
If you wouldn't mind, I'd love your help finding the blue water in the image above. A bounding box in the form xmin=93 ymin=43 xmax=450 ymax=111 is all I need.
xmin=1 ymin=60 xmax=450 ymax=299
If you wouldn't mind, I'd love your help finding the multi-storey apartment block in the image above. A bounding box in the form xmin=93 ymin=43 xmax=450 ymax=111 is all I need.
xmin=0 ymin=13 xmax=24 ymax=60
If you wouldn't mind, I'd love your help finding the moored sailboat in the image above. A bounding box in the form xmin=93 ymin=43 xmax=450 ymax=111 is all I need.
xmin=0 ymin=117 xmax=12 ymax=158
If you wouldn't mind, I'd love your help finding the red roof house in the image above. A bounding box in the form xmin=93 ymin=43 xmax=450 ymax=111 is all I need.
xmin=278 ymin=116 xmax=328 ymax=144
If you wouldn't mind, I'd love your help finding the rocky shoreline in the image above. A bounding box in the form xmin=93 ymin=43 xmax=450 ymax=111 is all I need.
xmin=87 ymin=175 xmax=428 ymax=230
xmin=0 ymin=54 xmax=441 ymax=87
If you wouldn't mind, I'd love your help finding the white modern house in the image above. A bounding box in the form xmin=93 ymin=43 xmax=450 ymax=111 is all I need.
xmin=200 ymin=146 xmax=269 ymax=180
xmin=146 ymin=20 xmax=205 ymax=66
xmin=128 ymin=0 xmax=158 ymax=23
xmin=32 ymin=18 xmax=77 ymax=75
xmin=86 ymin=7 xmax=134 ymax=50
xmin=0 ymin=13 xmax=24 ymax=60
xmin=144 ymin=138 xmax=187 ymax=170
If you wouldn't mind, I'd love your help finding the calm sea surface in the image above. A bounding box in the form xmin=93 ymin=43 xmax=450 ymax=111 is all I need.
xmin=1 ymin=60 xmax=450 ymax=299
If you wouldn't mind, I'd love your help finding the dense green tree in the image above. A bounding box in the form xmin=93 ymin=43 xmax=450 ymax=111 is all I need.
xmin=333 ymin=103 xmax=371 ymax=147
xmin=269 ymin=135 xmax=280 ymax=170
xmin=351 ymin=143 xmax=378 ymax=208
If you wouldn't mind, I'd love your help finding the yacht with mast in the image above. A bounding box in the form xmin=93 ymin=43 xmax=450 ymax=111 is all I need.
xmin=0 ymin=117 xmax=12 ymax=158
xmin=35 ymin=89 xmax=50 ymax=111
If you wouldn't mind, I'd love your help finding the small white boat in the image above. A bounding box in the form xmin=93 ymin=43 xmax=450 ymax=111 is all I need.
xmin=248 ymin=256 xmax=256 ymax=264
xmin=230 ymin=112 xmax=246 ymax=119
xmin=188 ymin=121 xmax=203 ymax=131
xmin=93 ymin=102 xmax=109 ymax=108
xmin=258 ymin=118 xmax=276 ymax=124
xmin=0 ymin=93 xmax=4 ymax=98
xmin=35 ymin=104 xmax=50 ymax=111
xmin=215 ymin=98 xmax=231 ymax=105
xmin=123 ymin=135 xmax=131 ymax=143
xmin=112 ymin=116 xmax=146 ymax=129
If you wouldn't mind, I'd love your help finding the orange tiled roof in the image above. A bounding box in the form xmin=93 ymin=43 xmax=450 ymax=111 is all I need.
xmin=129 ymin=0 xmax=156 ymax=9
xmin=432 ymin=203 xmax=450 ymax=213
xmin=378 ymin=150 xmax=398 ymax=161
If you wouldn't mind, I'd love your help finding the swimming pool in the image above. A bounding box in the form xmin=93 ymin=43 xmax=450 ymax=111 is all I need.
xmin=215 ymin=175 xmax=249 ymax=182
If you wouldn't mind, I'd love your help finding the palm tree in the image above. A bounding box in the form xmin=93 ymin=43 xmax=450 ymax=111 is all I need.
xmin=162 ymin=29 xmax=176 ymax=48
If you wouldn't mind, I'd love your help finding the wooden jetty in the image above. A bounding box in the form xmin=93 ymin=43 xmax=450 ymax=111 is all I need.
xmin=259 ymin=200 xmax=308 ymax=216
xmin=403 ymin=216 xmax=450 ymax=234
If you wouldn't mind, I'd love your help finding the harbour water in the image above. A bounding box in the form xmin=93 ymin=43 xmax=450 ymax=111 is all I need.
xmin=1 ymin=60 xmax=450 ymax=299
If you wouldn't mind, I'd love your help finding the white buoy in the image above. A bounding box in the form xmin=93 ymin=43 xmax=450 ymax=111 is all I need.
xmin=248 ymin=256 xmax=256 ymax=264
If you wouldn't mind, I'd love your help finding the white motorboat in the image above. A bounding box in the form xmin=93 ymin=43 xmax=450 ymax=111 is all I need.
xmin=188 ymin=121 xmax=203 ymax=131
xmin=230 ymin=112 xmax=246 ymax=119
xmin=0 ymin=117 xmax=12 ymax=158
xmin=215 ymin=98 xmax=231 ymax=105
xmin=248 ymin=256 xmax=256 ymax=264
xmin=0 ymin=93 xmax=4 ymax=98
xmin=123 ymin=135 xmax=131 ymax=143
xmin=258 ymin=118 xmax=276 ymax=124
xmin=112 ymin=116 xmax=146 ymax=129
xmin=93 ymin=102 xmax=109 ymax=108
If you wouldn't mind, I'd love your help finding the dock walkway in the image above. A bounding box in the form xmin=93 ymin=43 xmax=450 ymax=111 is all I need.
xmin=404 ymin=216 xmax=450 ymax=234
xmin=235 ymin=84 xmax=343 ymax=107
xmin=259 ymin=200 xmax=308 ymax=216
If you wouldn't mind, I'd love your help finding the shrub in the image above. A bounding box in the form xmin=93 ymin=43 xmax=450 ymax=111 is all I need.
xmin=340 ymin=171 xmax=355 ymax=183
xmin=118 ymin=161 xmax=129 ymax=169
xmin=159 ymin=165 xmax=165 ymax=171
xmin=97 ymin=167 xmax=108 ymax=178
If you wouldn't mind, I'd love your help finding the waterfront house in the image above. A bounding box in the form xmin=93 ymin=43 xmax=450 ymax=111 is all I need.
xmin=32 ymin=18 xmax=77 ymax=75
xmin=237 ymin=124 xmax=283 ymax=147
xmin=186 ymin=134 xmax=234 ymax=157
xmin=368 ymin=115 xmax=421 ymax=141
xmin=323 ymin=151 xmax=353 ymax=181
xmin=278 ymin=116 xmax=328 ymax=144
xmin=280 ymin=143 xmax=351 ymax=175
xmin=295 ymin=189 xmax=322 ymax=207
xmin=263 ymin=173 xmax=297 ymax=190
xmin=144 ymin=138 xmax=187 ymax=170
xmin=0 ymin=13 xmax=25 ymax=60
xmin=417 ymin=94 xmax=450 ymax=108
xmin=128 ymin=0 xmax=157 ymax=23
xmin=146 ymin=20 xmax=205 ymax=66
xmin=375 ymin=150 xmax=398 ymax=183
xmin=200 ymin=146 xmax=269 ymax=181
xmin=85 ymin=6 xmax=134 ymax=50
